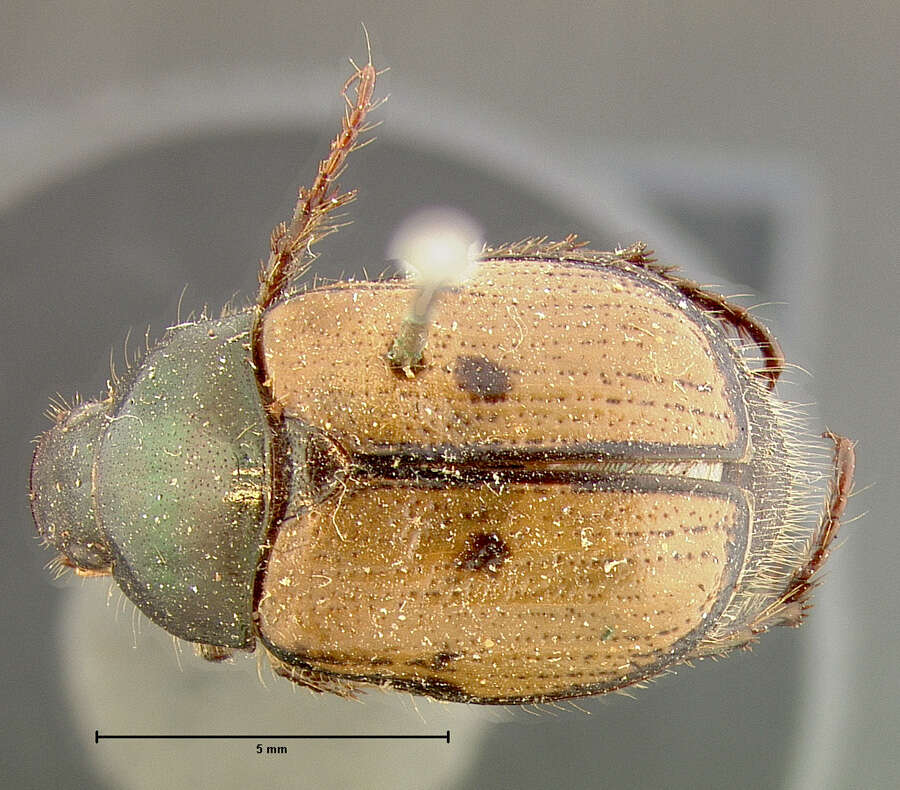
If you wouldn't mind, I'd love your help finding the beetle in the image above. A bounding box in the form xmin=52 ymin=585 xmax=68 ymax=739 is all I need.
xmin=29 ymin=53 xmax=855 ymax=704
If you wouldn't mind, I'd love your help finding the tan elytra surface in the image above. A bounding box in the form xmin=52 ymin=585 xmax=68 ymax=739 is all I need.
xmin=257 ymin=483 xmax=744 ymax=702
xmin=261 ymin=258 xmax=746 ymax=455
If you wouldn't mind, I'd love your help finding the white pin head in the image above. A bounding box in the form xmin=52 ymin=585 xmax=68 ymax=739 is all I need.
xmin=386 ymin=209 xmax=483 ymax=375
xmin=390 ymin=208 xmax=482 ymax=296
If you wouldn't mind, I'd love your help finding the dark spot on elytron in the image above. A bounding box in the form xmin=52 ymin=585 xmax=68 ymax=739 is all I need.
xmin=454 ymin=355 xmax=511 ymax=401
xmin=457 ymin=532 xmax=510 ymax=573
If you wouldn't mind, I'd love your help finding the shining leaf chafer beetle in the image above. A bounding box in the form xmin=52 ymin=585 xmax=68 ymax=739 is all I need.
xmin=30 ymin=51 xmax=855 ymax=704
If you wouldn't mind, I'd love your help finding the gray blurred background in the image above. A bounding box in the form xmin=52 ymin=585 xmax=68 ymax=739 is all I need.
xmin=2 ymin=3 xmax=897 ymax=789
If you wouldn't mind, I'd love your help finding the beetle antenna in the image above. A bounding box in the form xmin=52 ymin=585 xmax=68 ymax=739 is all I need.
xmin=255 ymin=50 xmax=379 ymax=319
xmin=250 ymin=43 xmax=380 ymax=397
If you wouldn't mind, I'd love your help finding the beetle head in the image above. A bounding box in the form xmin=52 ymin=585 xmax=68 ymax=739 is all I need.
xmin=30 ymin=399 xmax=114 ymax=575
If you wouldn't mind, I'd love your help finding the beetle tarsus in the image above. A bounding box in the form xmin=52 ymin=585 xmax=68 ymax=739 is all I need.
xmin=784 ymin=430 xmax=856 ymax=600
xmin=745 ymin=430 xmax=856 ymax=636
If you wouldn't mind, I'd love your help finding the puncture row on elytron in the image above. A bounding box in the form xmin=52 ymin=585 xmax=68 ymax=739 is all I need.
xmin=30 ymin=52 xmax=854 ymax=704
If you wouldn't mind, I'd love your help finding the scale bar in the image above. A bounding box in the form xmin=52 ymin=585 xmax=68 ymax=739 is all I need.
xmin=96 ymin=730 xmax=450 ymax=743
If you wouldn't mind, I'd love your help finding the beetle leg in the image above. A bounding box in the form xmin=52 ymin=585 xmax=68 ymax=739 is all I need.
xmin=617 ymin=245 xmax=786 ymax=389
xmin=194 ymin=643 xmax=238 ymax=663
xmin=685 ymin=431 xmax=856 ymax=658
xmin=746 ymin=431 xmax=854 ymax=634
xmin=741 ymin=430 xmax=855 ymax=639
xmin=484 ymin=239 xmax=786 ymax=388
xmin=775 ymin=430 xmax=856 ymax=613
xmin=267 ymin=652 xmax=363 ymax=698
